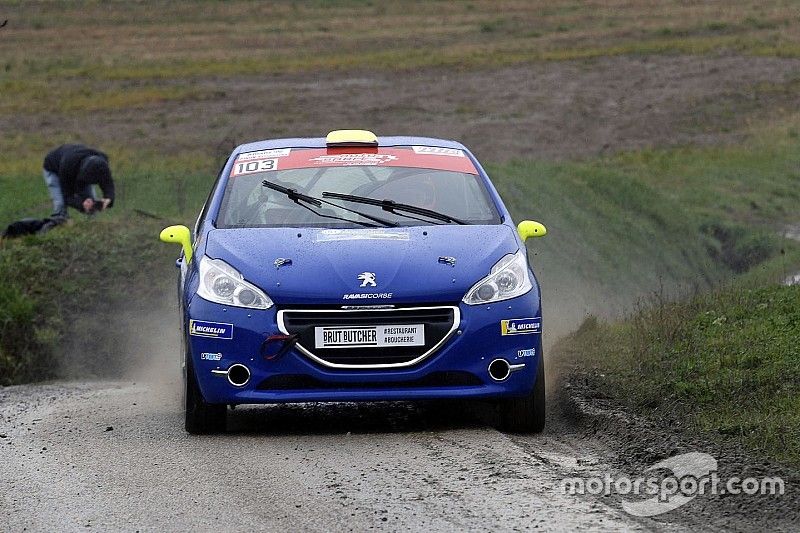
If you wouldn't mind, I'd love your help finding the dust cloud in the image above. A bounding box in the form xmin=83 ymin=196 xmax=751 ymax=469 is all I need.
xmin=52 ymin=263 xmax=648 ymax=404
xmin=58 ymin=293 xmax=181 ymax=399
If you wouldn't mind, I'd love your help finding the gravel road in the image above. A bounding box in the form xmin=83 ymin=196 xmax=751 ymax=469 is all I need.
xmin=0 ymin=367 xmax=676 ymax=532
xmin=3 ymin=330 xmax=797 ymax=532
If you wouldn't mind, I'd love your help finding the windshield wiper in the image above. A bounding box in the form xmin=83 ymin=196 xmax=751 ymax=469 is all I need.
xmin=262 ymin=181 xmax=398 ymax=228
xmin=321 ymin=192 xmax=468 ymax=225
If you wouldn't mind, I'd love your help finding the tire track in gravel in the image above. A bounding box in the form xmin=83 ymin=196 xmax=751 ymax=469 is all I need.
xmin=1 ymin=376 xmax=687 ymax=532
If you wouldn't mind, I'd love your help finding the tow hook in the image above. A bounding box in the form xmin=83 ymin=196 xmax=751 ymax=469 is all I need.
xmin=261 ymin=333 xmax=299 ymax=360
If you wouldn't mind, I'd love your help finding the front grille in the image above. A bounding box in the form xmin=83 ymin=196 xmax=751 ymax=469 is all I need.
xmin=277 ymin=306 xmax=460 ymax=368
xmin=257 ymin=371 xmax=481 ymax=390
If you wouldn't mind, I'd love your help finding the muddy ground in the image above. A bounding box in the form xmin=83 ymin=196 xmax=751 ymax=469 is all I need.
xmin=562 ymin=369 xmax=800 ymax=531
xmin=3 ymin=53 xmax=800 ymax=531
xmin=6 ymin=55 xmax=800 ymax=162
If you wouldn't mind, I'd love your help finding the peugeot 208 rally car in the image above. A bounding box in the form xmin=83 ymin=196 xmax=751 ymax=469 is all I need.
xmin=160 ymin=130 xmax=547 ymax=434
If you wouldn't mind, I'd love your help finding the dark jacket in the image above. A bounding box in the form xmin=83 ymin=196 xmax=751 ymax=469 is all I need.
xmin=2 ymin=217 xmax=61 ymax=238
xmin=43 ymin=144 xmax=115 ymax=211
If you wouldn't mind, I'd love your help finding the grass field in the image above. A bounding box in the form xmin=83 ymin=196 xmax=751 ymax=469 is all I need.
xmin=3 ymin=1 xmax=800 ymax=83
xmin=1 ymin=0 xmax=799 ymax=463
xmin=555 ymin=280 xmax=800 ymax=467
xmin=2 ymin=1 xmax=800 ymax=129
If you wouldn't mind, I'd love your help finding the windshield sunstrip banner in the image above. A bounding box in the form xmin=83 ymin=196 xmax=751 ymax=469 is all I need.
xmin=231 ymin=147 xmax=479 ymax=176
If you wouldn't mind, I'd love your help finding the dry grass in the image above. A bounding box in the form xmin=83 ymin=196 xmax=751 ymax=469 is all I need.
xmin=2 ymin=0 xmax=799 ymax=83
xmin=0 ymin=79 xmax=213 ymax=114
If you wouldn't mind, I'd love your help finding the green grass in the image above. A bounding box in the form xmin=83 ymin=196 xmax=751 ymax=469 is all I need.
xmin=554 ymin=280 xmax=800 ymax=467
xmin=607 ymin=141 xmax=800 ymax=226
xmin=487 ymin=131 xmax=800 ymax=328
xmin=0 ymin=218 xmax=176 ymax=384
xmin=10 ymin=34 xmax=800 ymax=84
xmin=0 ymin=80 xmax=216 ymax=115
xmin=0 ymin=149 xmax=217 ymax=222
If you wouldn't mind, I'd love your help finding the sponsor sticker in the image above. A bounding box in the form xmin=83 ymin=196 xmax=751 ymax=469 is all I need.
xmin=236 ymin=148 xmax=291 ymax=161
xmin=315 ymin=229 xmax=410 ymax=242
xmin=517 ymin=348 xmax=536 ymax=358
xmin=500 ymin=317 xmax=541 ymax=336
xmin=309 ymin=153 xmax=398 ymax=166
xmin=200 ymin=352 xmax=223 ymax=361
xmin=342 ymin=292 xmax=393 ymax=300
xmin=228 ymin=147 xmax=480 ymax=175
xmin=189 ymin=320 xmax=234 ymax=340
xmin=412 ymin=146 xmax=465 ymax=157
xmin=315 ymin=324 xmax=424 ymax=349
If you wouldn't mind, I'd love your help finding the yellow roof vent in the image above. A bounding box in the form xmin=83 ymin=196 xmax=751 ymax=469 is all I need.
xmin=326 ymin=129 xmax=378 ymax=147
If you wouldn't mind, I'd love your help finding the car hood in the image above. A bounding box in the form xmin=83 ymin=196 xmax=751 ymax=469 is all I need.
xmin=203 ymin=225 xmax=520 ymax=305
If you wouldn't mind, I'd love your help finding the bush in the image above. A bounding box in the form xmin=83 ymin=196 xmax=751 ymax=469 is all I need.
xmin=701 ymin=220 xmax=779 ymax=273
xmin=0 ymin=284 xmax=54 ymax=384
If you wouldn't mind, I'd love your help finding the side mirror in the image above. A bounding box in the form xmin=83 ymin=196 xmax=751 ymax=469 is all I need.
xmin=517 ymin=220 xmax=547 ymax=242
xmin=159 ymin=225 xmax=193 ymax=263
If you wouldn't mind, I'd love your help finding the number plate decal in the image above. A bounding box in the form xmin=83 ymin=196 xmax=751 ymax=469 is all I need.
xmin=232 ymin=158 xmax=279 ymax=176
xmin=314 ymin=325 xmax=425 ymax=349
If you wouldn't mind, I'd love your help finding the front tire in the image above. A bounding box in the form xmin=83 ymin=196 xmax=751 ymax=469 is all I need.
xmin=185 ymin=357 xmax=226 ymax=434
xmin=498 ymin=356 xmax=545 ymax=434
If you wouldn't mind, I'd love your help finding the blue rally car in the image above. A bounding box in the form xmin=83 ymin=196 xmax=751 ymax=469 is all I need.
xmin=160 ymin=130 xmax=547 ymax=434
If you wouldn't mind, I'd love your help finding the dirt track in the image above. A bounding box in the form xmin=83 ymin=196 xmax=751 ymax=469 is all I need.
xmin=7 ymin=55 xmax=800 ymax=162
xmin=0 ymin=378 xmax=643 ymax=532
xmin=2 ymin=366 xmax=797 ymax=531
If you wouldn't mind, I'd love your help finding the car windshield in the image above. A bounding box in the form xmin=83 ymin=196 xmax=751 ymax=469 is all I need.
xmin=217 ymin=161 xmax=501 ymax=229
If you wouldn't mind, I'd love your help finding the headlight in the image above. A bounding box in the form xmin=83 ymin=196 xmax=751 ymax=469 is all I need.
xmin=463 ymin=249 xmax=532 ymax=305
xmin=197 ymin=256 xmax=273 ymax=309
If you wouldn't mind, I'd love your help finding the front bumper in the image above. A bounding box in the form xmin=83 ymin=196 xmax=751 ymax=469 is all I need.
xmin=185 ymin=295 xmax=543 ymax=405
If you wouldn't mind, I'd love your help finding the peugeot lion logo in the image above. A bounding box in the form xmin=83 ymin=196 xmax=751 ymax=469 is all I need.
xmin=358 ymin=272 xmax=377 ymax=287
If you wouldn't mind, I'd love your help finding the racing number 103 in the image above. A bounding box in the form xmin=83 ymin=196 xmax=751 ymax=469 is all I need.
xmin=234 ymin=158 xmax=278 ymax=176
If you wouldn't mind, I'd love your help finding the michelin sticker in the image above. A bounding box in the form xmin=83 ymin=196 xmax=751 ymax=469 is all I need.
xmin=500 ymin=317 xmax=541 ymax=336
xmin=200 ymin=352 xmax=223 ymax=361
xmin=190 ymin=320 xmax=234 ymax=340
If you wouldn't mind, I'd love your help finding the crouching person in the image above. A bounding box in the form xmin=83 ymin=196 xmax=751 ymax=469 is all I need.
xmin=42 ymin=144 xmax=115 ymax=222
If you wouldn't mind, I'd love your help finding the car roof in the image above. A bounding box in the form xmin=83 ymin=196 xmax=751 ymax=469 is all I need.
xmin=233 ymin=136 xmax=470 ymax=156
